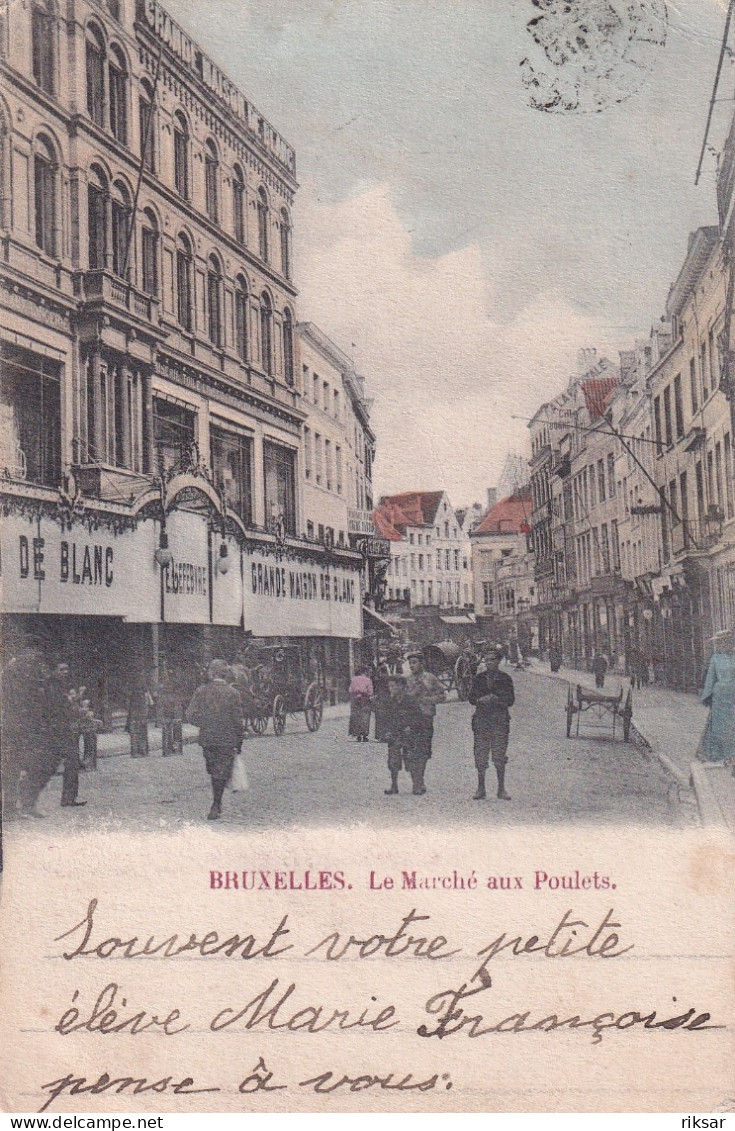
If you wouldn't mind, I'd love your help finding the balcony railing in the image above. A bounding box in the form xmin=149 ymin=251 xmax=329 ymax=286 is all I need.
xmin=670 ymin=519 xmax=723 ymax=556
xmin=74 ymin=270 xmax=160 ymax=324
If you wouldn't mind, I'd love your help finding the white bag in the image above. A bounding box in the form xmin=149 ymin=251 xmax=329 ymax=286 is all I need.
xmin=230 ymin=752 xmax=249 ymax=792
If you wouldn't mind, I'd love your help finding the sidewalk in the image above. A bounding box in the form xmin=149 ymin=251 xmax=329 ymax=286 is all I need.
xmin=531 ymin=659 xmax=735 ymax=830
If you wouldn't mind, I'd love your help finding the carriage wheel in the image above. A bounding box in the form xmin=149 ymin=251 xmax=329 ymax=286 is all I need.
xmin=566 ymin=684 xmax=575 ymax=738
xmin=622 ymin=688 xmax=633 ymax=742
xmin=304 ymin=682 xmax=323 ymax=732
xmin=249 ymin=713 xmax=268 ymax=735
xmin=273 ymin=694 xmax=286 ymax=737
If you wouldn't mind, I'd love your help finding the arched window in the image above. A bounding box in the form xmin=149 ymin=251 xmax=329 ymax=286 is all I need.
xmin=176 ymin=233 xmax=193 ymax=330
xmin=260 ymin=291 xmax=273 ymax=375
xmin=111 ymin=180 xmax=131 ymax=278
xmin=108 ymin=45 xmax=127 ymax=144
xmin=257 ymin=186 xmax=268 ymax=262
xmin=282 ymin=307 xmax=294 ymax=386
xmin=173 ymin=112 xmax=189 ymax=199
xmin=204 ymin=139 xmax=219 ymax=223
xmin=139 ymin=80 xmax=155 ymax=172
xmin=141 ymin=208 xmax=158 ymax=296
xmin=280 ymin=208 xmax=291 ymax=280
xmin=232 ymin=163 xmax=245 ymax=245
xmin=87 ymin=165 xmax=108 ymax=270
xmin=235 ymin=274 xmax=248 ymax=361
xmin=86 ymin=24 xmax=106 ymax=128
xmin=31 ymin=1 xmax=55 ymax=95
xmin=207 ymin=254 xmax=222 ymax=347
xmin=34 ymin=135 xmax=56 ymax=255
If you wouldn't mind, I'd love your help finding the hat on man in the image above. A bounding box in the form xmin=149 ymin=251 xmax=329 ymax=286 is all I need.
xmin=208 ymin=658 xmax=231 ymax=680
xmin=405 ymin=649 xmax=424 ymax=662
xmin=486 ymin=643 xmax=504 ymax=659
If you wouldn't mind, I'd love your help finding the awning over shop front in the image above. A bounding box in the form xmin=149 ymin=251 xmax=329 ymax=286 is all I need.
xmin=362 ymin=605 xmax=399 ymax=635
xmin=439 ymin=613 xmax=477 ymax=624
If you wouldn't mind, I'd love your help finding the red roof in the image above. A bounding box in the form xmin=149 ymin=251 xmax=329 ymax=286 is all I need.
xmin=378 ymin=491 xmax=445 ymax=528
xmin=372 ymin=508 xmax=405 ymax=542
xmin=474 ymin=491 xmax=531 ymax=535
xmin=581 ymin=377 xmax=619 ymax=421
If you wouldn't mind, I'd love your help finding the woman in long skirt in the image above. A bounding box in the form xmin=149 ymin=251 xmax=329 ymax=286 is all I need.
xmin=348 ymin=667 xmax=374 ymax=742
xmin=700 ymin=630 xmax=735 ymax=761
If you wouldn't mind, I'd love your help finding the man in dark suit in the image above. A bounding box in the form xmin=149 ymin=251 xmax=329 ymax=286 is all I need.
xmin=186 ymin=659 xmax=243 ymax=820
xmin=468 ymin=643 xmax=515 ymax=801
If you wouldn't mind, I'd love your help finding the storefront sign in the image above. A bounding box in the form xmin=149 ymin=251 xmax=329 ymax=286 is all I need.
xmin=364 ymin=537 xmax=390 ymax=559
xmin=242 ymin=549 xmax=362 ymax=638
xmin=348 ymin=508 xmax=375 ymax=536
xmin=161 ymin=510 xmax=210 ymax=624
xmin=0 ymin=514 xmax=158 ymax=620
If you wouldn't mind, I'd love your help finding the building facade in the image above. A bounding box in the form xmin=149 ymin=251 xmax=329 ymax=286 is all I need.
xmin=0 ymin=0 xmax=364 ymax=714
xmin=470 ymin=491 xmax=535 ymax=652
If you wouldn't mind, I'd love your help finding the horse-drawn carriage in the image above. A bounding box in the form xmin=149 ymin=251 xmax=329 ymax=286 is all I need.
xmin=234 ymin=644 xmax=323 ymax=736
xmin=565 ymin=682 xmax=633 ymax=742
xmin=422 ymin=641 xmax=474 ymax=701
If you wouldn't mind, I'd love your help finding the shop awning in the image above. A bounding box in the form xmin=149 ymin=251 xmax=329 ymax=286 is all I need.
xmin=439 ymin=614 xmax=476 ymax=624
xmin=362 ymin=605 xmax=399 ymax=635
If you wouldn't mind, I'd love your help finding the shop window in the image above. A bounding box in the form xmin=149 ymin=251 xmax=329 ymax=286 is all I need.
xmin=264 ymin=440 xmax=296 ymax=535
xmin=111 ymin=180 xmax=131 ymax=279
xmin=282 ymin=307 xmax=294 ymax=385
xmin=235 ymin=275 xmax=248 ymax=361
xmin=139 ymin=81 xmax=155 ymax=172
xmin=153 ymin=397 xmax=196 ymax=476
xmin=34 ymin=135 xmax=56 ymax=256
xmin=211 ymin=425 xmax=253 ymax=525
xmin=108 ymin=45 xmax=127 ymax=144
xmin=204 ymin=139 xmax=219 ymax=223
xmin=173 ymin=112 xmax=189 ymax=199
xmin=280 ymin=207 xmax=291 ymax=279
xmin=233 ymin=164 xmax=245 ymax=245
xmin=260 ymin=291 xmax=273 ymax=375
xmin=176 ymin=233 xmax=193 ymax=331
xmin=86 ymin=24 xmax=106 ymax=128
xmin=0 ymin=345 xmax=61 ymax=486
xmin=257 ymin=186 xmax=268 ymax=261
xmin=32 ymin=0 xmax=55 ymax=95
xmin=87 ymin=166 xmax=107 ymax=270
xmin=140 ymin=209 xmax=158 ymax=296
xmin=207 ymin=254 xmax=223 ymax=347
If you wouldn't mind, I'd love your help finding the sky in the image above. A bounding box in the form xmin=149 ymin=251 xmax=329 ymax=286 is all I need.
xmin=164 ymin=0 xmax=731 ymax=507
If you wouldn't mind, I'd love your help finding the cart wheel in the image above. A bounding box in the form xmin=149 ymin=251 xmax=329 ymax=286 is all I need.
xmin=566 ymin=685 xmax=574 ymax=738
xmin=250 ymin=713 xmax=268 ymax=735
xmin=304 ymin=682 xmax=323 ymax=732
xmin=622 ymin=688 xmax=633 ymax=742
xmin=273 ymin=694 xmax=286 ymax=736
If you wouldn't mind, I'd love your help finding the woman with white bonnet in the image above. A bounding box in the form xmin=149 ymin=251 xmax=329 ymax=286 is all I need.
xmin=700 ymin=629 xmax=735 ymax=761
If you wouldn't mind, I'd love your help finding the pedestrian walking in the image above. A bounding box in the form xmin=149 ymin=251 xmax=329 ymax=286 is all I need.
xmin=468 ymin=643 xmax=515 ymax=801
xmin=592 ymin=653 xmax=608 ymax=689
xmin=348 ymin=666 xmax=374 ymax=742
xmin=700 ymin=630 xmax=735 ymax=762
xmin=185 ymin=659 xmax=244 ymax=820
xmin=404 ymin=650 xmax=446 ymax=795
xmin=379 ymin=675 xmax=416 ymax=795
xmin=46 ymin=662 xmax=87 ymax=808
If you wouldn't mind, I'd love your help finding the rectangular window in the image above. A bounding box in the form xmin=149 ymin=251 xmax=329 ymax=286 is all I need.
xmin=715 ymin=441 xmax=724 ymax=507
xmin=673 ymin=373 xmax=684 ymax=439
xmin=701 ymin=340 xmax=709 ymax=401
xmin=211 ymin=425 xmax=253 ymax=525
xmin=325 ymin=438 xmax=332 ymax=489
xmin=709 ymin=328 xmax=718 ymax=390
xmin=654 ymin=396 xmax=662 ymax=455
xmin=173 ymin=129 xmax=189 ymax=198
xmin=141 ymin=225 xmax=158 ymax=295
xmin=314 ymin=433 xmax=322 ymax=483
xmin=725 ymin=434 xmax=734 ymax=519
xmin=690 ymin=357 xmax=698 ymax=414
xmin=109 ymin=66 xmax=127 ymax=144
xmin=696 ymin=460 xmax=705 ymax=522
xmin=597 ymin=459 xmax=606 ymax=502
xmin=86 ymin=42 xmax=105 ymax=126
xmin=87 ymin=185 xmax=106 ymax=270
xmin=589 ymin=464 xmax=597 ymax=508
xmin=111 ymin=200 xmax=129 ymax=278
xmin=176 ymin=251 xmax=192 ymax=331
xmin=139 ymin=98 xmax=154 ymax=172
xmin=0 ymin=345 xmax=61 ymax=487
xmin=445 ymin=549 xmax=450 ymax=570
xmin=32 ymin=7 xmax=54 ymax=94
xmin=263 ymin=441 xmax=296 ymax=535
xmin=34 ymin=155 xmax=54 ymax=256
xmin=663 ymin=385 xmax=673 ymax=448
xmin=153 ymin=398 xmax=195 ymax=476
xmin=335 ymin=445 xmax=342 ymax=493
xmin=323 ymin=381 xmax=329 ymax=411
xmin=600 ymin=523 xmax=610 ymax=573
xmin=303 ymin=427 xmax=311 ymax=477
xmin=454 ymin=549 xmax=459 ymax=570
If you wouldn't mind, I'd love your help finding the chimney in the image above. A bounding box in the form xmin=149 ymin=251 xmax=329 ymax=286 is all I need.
xmin=486 ymin=487 xmax=497 ymax=511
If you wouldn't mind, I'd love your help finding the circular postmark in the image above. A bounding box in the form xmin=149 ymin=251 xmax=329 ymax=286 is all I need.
xmin=520 ymin=0 xmax=668 ymax=114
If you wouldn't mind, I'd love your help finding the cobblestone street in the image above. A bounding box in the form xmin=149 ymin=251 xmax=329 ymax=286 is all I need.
xmin=13 ymin=668 xmax=696 ymax=837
